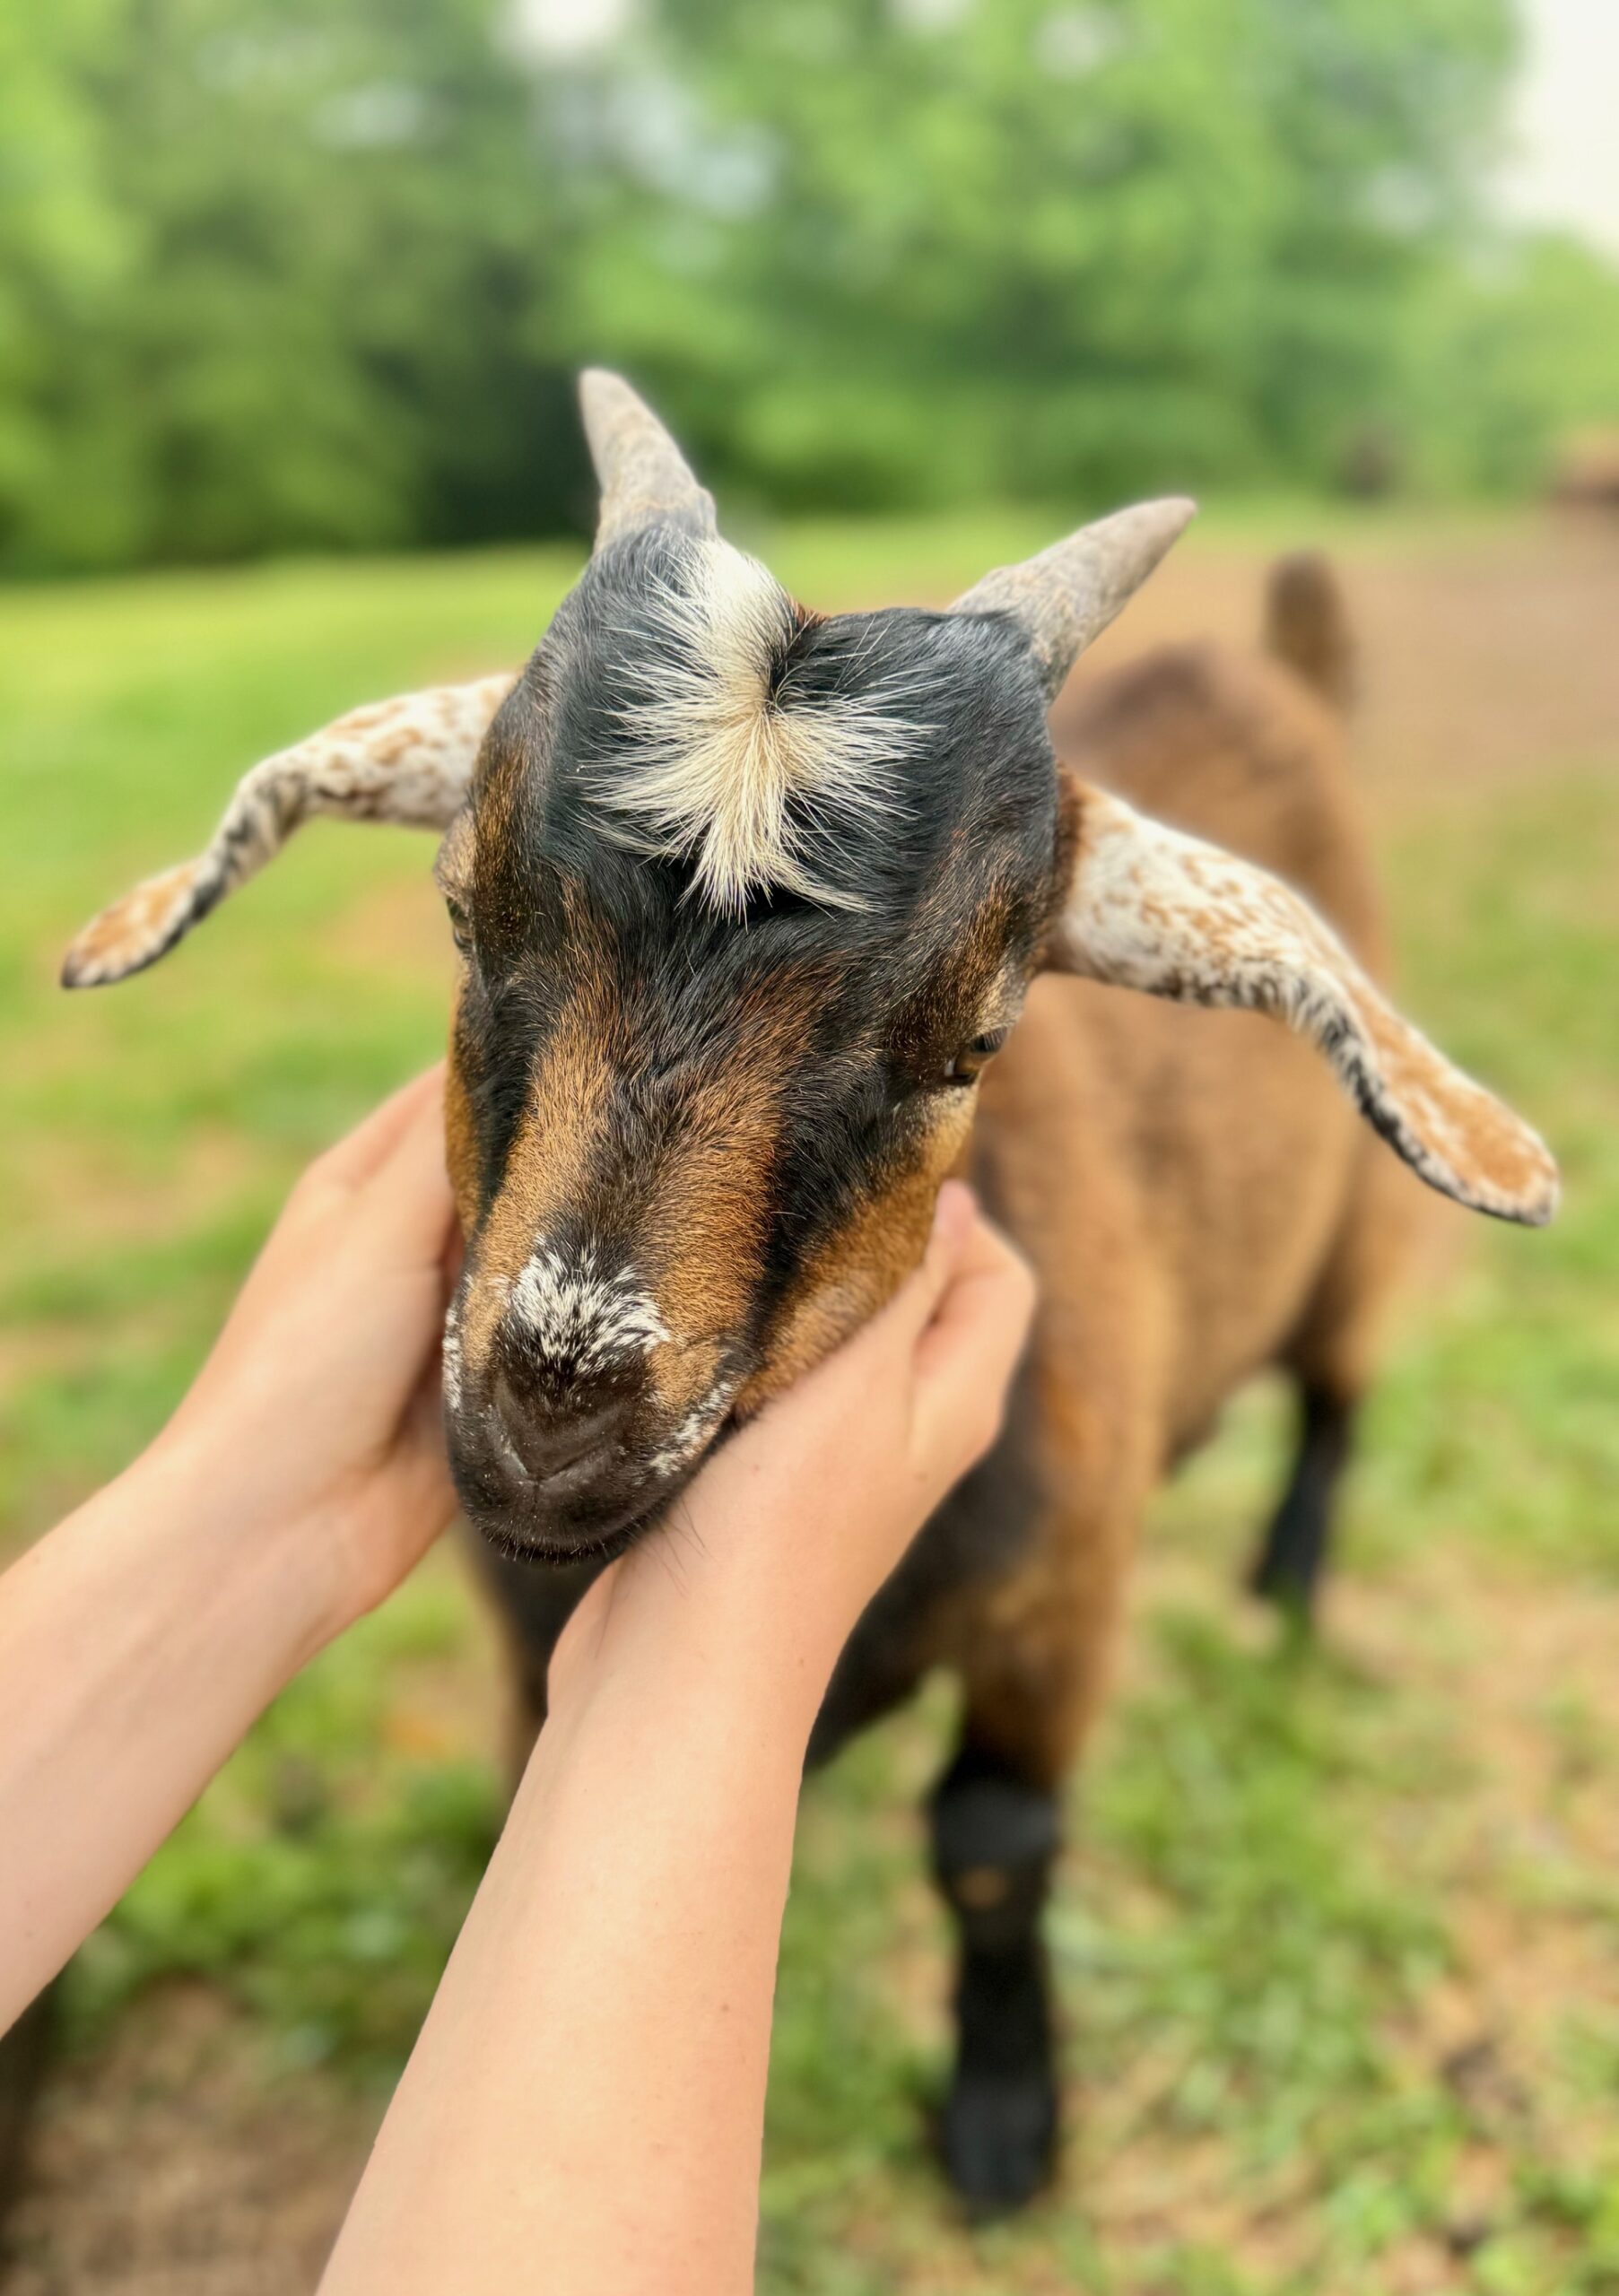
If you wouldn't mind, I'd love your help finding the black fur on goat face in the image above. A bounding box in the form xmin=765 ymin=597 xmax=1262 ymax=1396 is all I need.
xmin=436 ymin=524 xmax=1058 ymax=1559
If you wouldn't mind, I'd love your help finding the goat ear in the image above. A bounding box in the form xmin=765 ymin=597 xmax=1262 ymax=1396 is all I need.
xmin=1048 ymin=778 xmax=1558 ymax=1225
xmin=61 ymin=673 xmax=513 ymax=987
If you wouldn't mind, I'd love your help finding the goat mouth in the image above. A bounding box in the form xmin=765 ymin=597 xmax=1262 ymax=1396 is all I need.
xmin=478 ymin=1512 xmax=642 ymax=1569
xmin=460 ymin=1472 xmax=651 ymax=1563
xmin=458 ymin=1413 xmax=740 ymax=1568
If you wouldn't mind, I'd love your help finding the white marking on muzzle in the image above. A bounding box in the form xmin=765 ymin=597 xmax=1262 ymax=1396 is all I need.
xmin=441 ymin=1290 xmax=466 ymax=1411
xmin=647 ymin=1377 xmax=736 ymax=1480
xmin=502 ymin=1240 xmax=669 ymax=1375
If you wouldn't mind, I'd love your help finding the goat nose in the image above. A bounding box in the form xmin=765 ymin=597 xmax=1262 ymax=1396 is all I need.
xmin=490 ymin=1372 xmax=632 ymax=1487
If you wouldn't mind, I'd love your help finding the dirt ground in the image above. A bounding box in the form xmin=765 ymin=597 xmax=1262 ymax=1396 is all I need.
xmin=1071 ymin=511 xmax=1619 ymax=804
xmin=4 ymin=511 xmax=1616 ymax=2293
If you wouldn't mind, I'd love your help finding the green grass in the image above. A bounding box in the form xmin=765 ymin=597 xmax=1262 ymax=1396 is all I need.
xmin=2 ymin=521 xmax=1615 ymax=2292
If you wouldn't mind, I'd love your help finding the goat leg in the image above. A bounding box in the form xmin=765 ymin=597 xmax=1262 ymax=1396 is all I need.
xmin=929 ymin=1742 xmax=1061 ymax=2216
xmin=1249 ymin=1382 xmax=1358 ymax=1617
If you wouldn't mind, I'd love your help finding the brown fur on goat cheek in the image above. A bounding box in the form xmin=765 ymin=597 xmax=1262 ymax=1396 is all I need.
xmin=641 ymin=1077 xmax=783 ymax=1419
xmin=632 ymin=969 xmax=842 ymax=1404
xmin=443 ymin=990 xmax=482 ymax=1234
xmin=732 ymin=1095 xmax=975 ymax=1415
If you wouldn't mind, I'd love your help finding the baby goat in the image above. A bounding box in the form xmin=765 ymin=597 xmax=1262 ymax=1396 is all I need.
xmin=65 ymin=374 xmax=1555 ymax=2213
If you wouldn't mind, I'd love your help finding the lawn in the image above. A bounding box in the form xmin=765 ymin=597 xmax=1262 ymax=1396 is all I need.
xmin=3 ymin=511 xmax=1616 ymax=2294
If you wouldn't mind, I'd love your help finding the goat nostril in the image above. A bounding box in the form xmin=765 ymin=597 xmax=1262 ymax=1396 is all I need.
xmin=490 ymin=1373 xmax=630 ymax=1486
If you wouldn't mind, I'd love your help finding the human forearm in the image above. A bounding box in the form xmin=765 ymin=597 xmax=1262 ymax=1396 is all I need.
xmin=323 ymin=1604 xmax=820 ymax=2296
xmin=0 ymin=1073 xmax=460 ymax=2031
xmin=0 ymin=1430 xmax=344 ymax=2029
xmin=324 ymin=1190 xmax=1033 ymax=2295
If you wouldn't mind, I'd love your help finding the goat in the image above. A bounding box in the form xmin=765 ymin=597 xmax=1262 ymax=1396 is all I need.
xmin=63 ymin=373 xmax=1556 ymax=2214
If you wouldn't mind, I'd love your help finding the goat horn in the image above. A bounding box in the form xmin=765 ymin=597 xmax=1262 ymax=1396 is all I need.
xmin=950 ymin=498 xmax=1197 ymax=701
xmin=579 ymin=370 xmax=717 ymax=549
xmin=61 ymin=672 xmax=513 ymax=987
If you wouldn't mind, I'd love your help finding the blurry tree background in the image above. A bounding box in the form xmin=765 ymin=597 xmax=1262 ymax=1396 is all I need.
xmin=2 ymin=0 xmax=1617 ymax=574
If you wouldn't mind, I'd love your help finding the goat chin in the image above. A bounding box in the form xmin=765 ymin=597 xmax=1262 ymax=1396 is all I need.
xmin=452 ymin=1434 xmax=723 ymax=1569
xmin=473 ymin=1511 xmax=645 ymax=1570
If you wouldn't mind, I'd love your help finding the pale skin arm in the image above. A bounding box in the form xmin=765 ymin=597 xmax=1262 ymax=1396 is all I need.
xmin=322 ymin=1186 xmax=1036 ymax=2296
xmin=0 ymin=1067 xmax=1033 ymax=2296
xmin=0 ymin=1069 xmax=462 ymax=2032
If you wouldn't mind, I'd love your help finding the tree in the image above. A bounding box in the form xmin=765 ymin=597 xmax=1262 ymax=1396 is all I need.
xmin=553 ymin=0 xmax=1519 ymax=506
xmin=1 ymin=0 xmax=1614 ymax=572
xmin=0 ymin=0 xmax=576 ymax=571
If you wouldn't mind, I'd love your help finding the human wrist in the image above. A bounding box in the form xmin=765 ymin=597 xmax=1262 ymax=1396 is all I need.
xmin=128 ymin=1415 xmax=353 ymax=1670
xmin=545 ymin=1514 xmax=866 ymax=1769
xmin=675 ymin=1471 xmax=909 ymax=1693
xmin=545 ymin=1554 xmax=834 ymax=1763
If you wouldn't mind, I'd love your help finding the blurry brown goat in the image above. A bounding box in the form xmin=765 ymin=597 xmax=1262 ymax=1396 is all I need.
xmin=60 ymin=376 xmax=1556 ymax=2213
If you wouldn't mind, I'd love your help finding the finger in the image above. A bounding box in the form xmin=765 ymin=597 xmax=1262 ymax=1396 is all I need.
xmin=711 ymin=1183 xmax=977 ymax=1457
xmin=910 ymin=1211 xmax=1037 ymax=1465
xmin=302 ymin=1065 xmax=446 ymax=1196
xmin=400 ymin=1354 xmax=457 ymax=1479
xmin=859 ymin=1179 xmax=979 ymax=1357
xmin=223 ymin=1089 xmax=439 ymax=1307
xmin=914 ymin=1210 xmax=1035 ymax=1385
xmin=351 ymin=1074 xmax=458 ymax=1268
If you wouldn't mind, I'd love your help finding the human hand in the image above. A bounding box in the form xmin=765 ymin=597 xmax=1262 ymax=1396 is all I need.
xmin=550 ymin=1183 xmax=1036 ymax=1728
xmin=152 ymin=1066 xmax=462 ymax=1638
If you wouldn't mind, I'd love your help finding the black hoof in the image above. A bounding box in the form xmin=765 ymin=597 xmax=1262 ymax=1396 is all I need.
xmin=940 ymin=2068 xmax=1057 ymax=2215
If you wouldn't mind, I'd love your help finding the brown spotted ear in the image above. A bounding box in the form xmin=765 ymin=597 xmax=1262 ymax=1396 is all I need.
xmin=1049 ymin=778 xmax=1558 ymax=1225
xmin=61 ymin=673 xmax=514 ymax=987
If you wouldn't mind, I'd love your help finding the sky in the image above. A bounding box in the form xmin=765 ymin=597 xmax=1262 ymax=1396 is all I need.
xmin=1499 ymin=0 xmax=1619 ymax=257
xmin=515 ymin=0 xmax=1619 ymax=262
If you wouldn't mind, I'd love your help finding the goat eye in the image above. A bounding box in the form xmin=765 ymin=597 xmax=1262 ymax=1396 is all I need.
xmin=940 ymin=1030 xmax=1009 ymax=1087
xmin=445 ymin=899 xmax=473 ymax=957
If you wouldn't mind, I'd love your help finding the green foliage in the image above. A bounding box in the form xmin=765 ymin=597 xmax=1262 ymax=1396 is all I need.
xmin=1401 ymin=232 xmax=1619 ymax=495
xmin=0 ymin=0 xmax=586 ymax=571
xmin=595 ymin=0 xmax=1518 ymax=508
xmin=3 ymin=0 xmax=1616 ymax=573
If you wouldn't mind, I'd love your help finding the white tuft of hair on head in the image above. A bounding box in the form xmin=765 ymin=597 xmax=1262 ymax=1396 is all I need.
xmin=593 ymin=539 xmax=926 ymax=914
